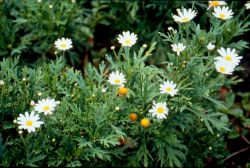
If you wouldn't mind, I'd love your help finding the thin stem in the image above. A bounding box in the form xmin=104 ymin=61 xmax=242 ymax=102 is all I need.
xmin=0 ymin=85 xmax=4 ymax=107
xmin=112 ymin=50 xmax=119 ymax=61
xmin=241 ymin=134 xmax=250 ymax=144
xmin=222 ymin=146 xmax=249 ymax=162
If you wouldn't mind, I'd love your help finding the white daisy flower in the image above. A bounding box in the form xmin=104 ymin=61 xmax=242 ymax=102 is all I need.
xmin=214 ymin=59 xmax=235 ymax=75
xmin=245 ymin=2 xmax=250 ymax=9
xmin=216 ymin=47 xmax=242 ymax=66
xmin=34 ymin=98 xmax=60 ymax=115
xmin=160 ymin=81 xmax=178 ymax=97
xmin=172 ymin=8 xmax=197 ymax=23
xmin=207 ymin=42 xmax=215 ymax=50
xmin=213 ymin=6 xmax=234 ymax=20
xmin=117 ymin=31 xmax=137 ymax=47
xmin=108 ymin=70 xmax=126 ymax=86
xmin=149 ymin=102 xmax=169 ymax=120
xmin=17 ymin=111 xmax=43 ymax=133
xmin=208 ymin=1 xmax=227 ymax=9
xmin=171 ymin=43 xmax=186 ymax=56
xmin=54 ymin=37 xmax=73 ymax=51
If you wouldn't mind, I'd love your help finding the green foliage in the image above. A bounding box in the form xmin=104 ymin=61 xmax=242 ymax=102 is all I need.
xmin=0 ymin=0 xmax=92 ymax=66
xmin=0 ymin=42 xmax=238 ymax=167
xmin=223 ymin=91 xmax=250 ymax=142
xmin=0 ymin=0 xmax=249 ymax=167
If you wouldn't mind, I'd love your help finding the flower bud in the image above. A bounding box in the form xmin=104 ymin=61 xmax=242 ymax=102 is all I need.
xmin=140 ymin=118 xmax=150 ymax=128
xmin=207 ymin=42 xmax=215 ymax=50
xmin=0 ymin=80 xmax=5 ymax=85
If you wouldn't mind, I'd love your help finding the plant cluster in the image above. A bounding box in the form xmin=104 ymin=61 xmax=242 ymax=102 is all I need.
xmin=0 ymin=0 xmax=250 ymax=167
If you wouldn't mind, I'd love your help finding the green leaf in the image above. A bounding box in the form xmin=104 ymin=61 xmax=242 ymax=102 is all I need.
xmin=3 ymin=122 xmax=15 ymax=130
xmin=225 ymin=92 xmax=235 ymax=108
xmin=243 ymin=103 xmax=250 ymax=111
xmin=91 ymin=148 xmax=111 ymax=161
xmin=97 ymin=134 xmax=120 ymax=148
xmin=227 ymin=109 xmax=243 ymax=118
xmin=228 ymin=130 xmax=240 ymax=139
xmin=187 ymin=107 xmax=229 ymax=133
xmin=25 ymin=154 xmax=46 ymax=167
xmin=66 ymin=161 xmax=82 ymax=167
xmin=136 ymin=144 xmax=152 ymax=167
xmin=75 ymin=138 xmax=93 ymax=148
xmin=242 ymin=118 xmax=250 ymax=128
xmin=0 ymin=133 xmax=3 ymax=159
xmin=203 ymin=96 xmax=227 ymax=112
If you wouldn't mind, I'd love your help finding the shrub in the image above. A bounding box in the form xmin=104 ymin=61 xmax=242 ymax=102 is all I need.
xmin=0 ymin=1 xmax=249 ymax=167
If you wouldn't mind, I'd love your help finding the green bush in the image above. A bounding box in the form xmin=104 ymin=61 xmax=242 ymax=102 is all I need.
xmin=0 ymin=1 xmax=250 ymax=167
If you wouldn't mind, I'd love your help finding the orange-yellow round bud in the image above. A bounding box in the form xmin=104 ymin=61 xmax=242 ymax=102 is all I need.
xmin=129 ymin=113 xmax=138 ymax=121
xmin=118 ymin=87 xmax=128 ymax=96
xmin=140 ymin=118 xmax=150 ymax=128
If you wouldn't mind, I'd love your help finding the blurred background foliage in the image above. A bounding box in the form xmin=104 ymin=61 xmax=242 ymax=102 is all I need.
xmin=0 ymin=1 xmax=249 ymax=69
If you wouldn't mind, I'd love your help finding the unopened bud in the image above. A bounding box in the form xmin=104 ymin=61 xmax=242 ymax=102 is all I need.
xmin=168 ymin=27 xmax=173 ymax=31
xmin=207 ymin=42 xmax=215 ymax=51
xmin=30 ymin=101 xmax=35 ymax=106
xmin=0 ymin=80 xmax=5 ymax=85
xmin=101 ymin=88 xmax=107 ymax=93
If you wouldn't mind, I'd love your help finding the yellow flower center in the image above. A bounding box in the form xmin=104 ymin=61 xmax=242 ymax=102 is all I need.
xmin=225 ymin=55 xmax=232 ymax=61
xmin=114 ymin=79 xmax=121 ymax=84
xmin=166 ymin=87 xmax=172 ymax=92
xmin=219 ymin=13 xmax=225 ymax=19
xmin=124 ymin=39 xmax=132 ymax=45
xmin=210 ymin=1 xmax=219 ymax=7
xmin=157 ymin=107 xmax=165 ymax=113
xmin=43 ymin=106 xmax=50 ymax=111
xmin=219 ymin=66 xmax=226 ymax=73
xmin=26 ymin=120 xmax=33 ymax=126
xmin=182 ymin=17 xmax=190 ymax=22
xmin=60 ymin=43 xmax=67 ymax=49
